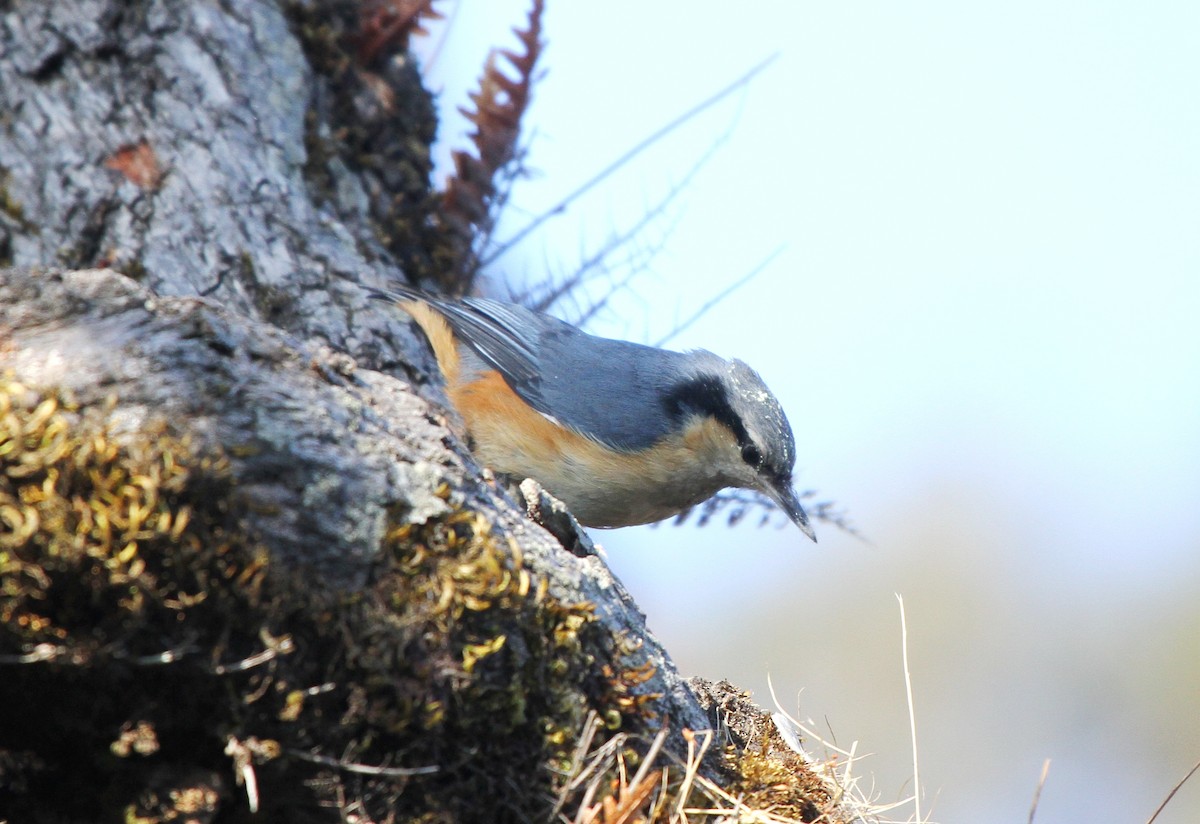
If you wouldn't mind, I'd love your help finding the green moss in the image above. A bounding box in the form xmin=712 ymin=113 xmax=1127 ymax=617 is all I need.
xmin=340 ymin=509 xmax=636 ymax=821
xmin=0 ymin=378 xmax=283 ymax=821
xmin=0 ymin=378 xmax=665 ymax=823
xmin=729 ymin=741 xmax=840 ymax=822
xmin=0 ymin=382 xmax=263 ymax=658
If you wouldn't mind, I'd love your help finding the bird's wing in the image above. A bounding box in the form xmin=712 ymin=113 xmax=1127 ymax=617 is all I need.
xmin=370 ymin=287 xmax=679 ymax=450
xmin=371 ymin=286 xmax=548 ymax=387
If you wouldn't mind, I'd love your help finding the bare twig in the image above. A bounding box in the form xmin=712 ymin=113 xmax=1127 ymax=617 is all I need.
xmin=1145 ymin=756 xmax=1200 ymax=824
xmin=654 ymin=244 xmax=785 ymax=348
xmin=565 ymin=222 xmax=680 ymax=331
xmin=483 ymin=53 xmax=779 ymax=268
xmin=527 ymin=182 xmax=685 ymax=318
xmin=526 ymin=91 xmax=743 ymax=322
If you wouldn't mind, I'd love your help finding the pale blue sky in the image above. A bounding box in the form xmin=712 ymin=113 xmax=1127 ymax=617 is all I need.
xmin=418 ymin=4 xmax=1200 ymax=821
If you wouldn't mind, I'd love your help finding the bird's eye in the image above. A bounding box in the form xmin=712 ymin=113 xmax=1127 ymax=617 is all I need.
xmin=741 ymin=443 xmax=763 ymax=468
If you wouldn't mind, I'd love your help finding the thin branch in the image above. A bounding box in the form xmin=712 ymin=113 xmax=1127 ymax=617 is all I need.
xmin=653 ymin=244 xmax=785 ymax=348
xmin=529 ymin=181 xmax=684 ymax=318
xmin=1145 ymin=756 xmax=1200 ymax=824
xmin=482 ymin=53 xmax=779 ymax=267
xmin=528 ymin=86 xmax=744 ymax=320
xmin=567 ymin=221 xmax=680 ymax=331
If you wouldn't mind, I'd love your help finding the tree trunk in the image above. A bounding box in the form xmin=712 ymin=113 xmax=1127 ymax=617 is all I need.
xmin=0 ymin=2 xmax=852 ymax=822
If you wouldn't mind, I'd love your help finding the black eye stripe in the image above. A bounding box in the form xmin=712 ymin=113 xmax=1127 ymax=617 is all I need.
xmin=664 ymin=373 xmax=793 ymax=481
xmin=664 ymin=376 xmax=750 ymax=444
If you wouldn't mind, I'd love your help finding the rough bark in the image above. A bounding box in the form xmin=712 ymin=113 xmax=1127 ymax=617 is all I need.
xmin=0 ymin=2 xmax=854 ymax=822
xmin=1 ymin=265 xmax=715 ymax=821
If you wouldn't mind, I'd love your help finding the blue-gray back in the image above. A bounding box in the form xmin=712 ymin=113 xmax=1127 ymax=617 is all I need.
xmin=427 ymin=293 xmax=721 ymax=451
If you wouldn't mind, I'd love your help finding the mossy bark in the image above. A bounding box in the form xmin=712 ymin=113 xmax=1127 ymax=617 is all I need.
xmin=0 ymin=2 xmax=855 ymax=822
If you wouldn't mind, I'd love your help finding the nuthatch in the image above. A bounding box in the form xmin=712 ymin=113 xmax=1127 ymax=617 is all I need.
xmin=373 ymin=285 xmax=816 ymax=541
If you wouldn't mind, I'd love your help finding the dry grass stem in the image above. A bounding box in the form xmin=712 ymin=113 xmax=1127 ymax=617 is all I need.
xmin=1027 ymin=758 xmax=1051 ymax=823
xmin=1145 ymin=756 xmax=1200 ymax=824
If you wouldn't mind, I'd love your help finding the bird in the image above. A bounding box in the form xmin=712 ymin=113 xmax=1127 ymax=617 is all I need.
xmin=372 ymin=285 xmax=816 ymax=541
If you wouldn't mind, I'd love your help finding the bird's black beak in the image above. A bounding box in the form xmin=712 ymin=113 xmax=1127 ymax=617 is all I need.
xmin=764 ymin=482 xmax=817 ymax=543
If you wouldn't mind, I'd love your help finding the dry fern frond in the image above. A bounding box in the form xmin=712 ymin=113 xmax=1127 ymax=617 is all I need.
xmin=668 ymin=489 xmax=860 ymax=539
xmin=440 ymin=0 xmax=545 ymax=294
xmin=358 ymin=0 xmax=444 ymax=65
